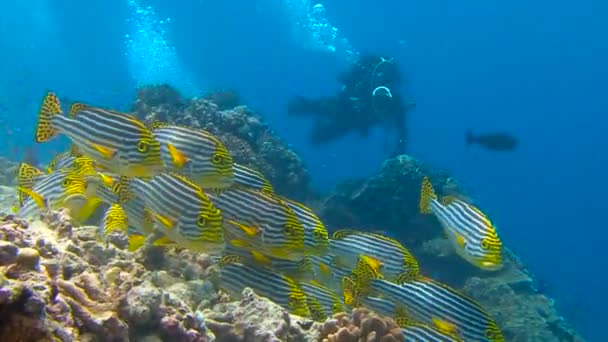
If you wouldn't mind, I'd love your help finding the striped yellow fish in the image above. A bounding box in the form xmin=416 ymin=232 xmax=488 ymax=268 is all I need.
xmin=419 ymin=177 xmax=503 ymax=270
xmin=47 ymin=151 xmax=72 ymax=173
xmin=350 ymin=259 xmax=503 ymax=342
xmin=282 ymin=197 xmax=329 ymax=255
xmin=96 ymin=175 xmax=153 ymax=237
xmin=150 ymin=122 xmax=234 ymax=189
xmin=359 ymin=296 xmax=411 ymax=322
xmin=35 ymin=92 xmax=163 ymax=177
xmin=330 ymin=230 xmax=419 ymax=281
xmin=17 ymin=163 xmax=46 ymax=206
xmin=17 ymin=168 xmax=89 ymax=219
xmin=299 ymin=280 xmax=346 ymax=321
xmin=221 ymin=244 xmax=315 ymax=282
xmin=207 ymin=187 xmax=306 ymax=261
xmin=401 ymin=323 xmax=464 ymax=342
xmin=127 ymin=173 xmax=224 ymax=254
xmin=232 ymin=163 xmax=274 ymax=193
xmin=308 ymin=254 xmax=352 ymax=292
xmin=217 ymin=255 xmax=310 ymax=317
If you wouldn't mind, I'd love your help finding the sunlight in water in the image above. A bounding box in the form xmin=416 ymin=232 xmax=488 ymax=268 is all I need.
xmin=124 ymin=0 xmax=201 ymax=96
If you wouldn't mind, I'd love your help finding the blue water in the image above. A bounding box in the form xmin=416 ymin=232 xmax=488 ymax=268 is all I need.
xmin=1 ymin=1 xmax=605 ymax=340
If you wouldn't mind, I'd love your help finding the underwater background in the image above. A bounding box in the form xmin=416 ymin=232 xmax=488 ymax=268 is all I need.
xmin=0 ymin=0 xmax=605 ymax=340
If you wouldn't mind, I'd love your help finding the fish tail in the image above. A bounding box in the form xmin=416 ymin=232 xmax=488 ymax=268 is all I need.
xmin=35 ymin=92 xmax=62 ymax=143
xmin=419 ymin=176 xmax=437 ymax=214
xmin=466 ymin=129 xmax=474 ymax=145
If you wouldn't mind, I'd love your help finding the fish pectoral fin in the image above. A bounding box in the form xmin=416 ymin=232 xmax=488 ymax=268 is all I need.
xmin=152 ymin=236 xmax=175 ymax=247
xmin=226 ymin=219 xmax=259 ymax=237
xmin=318 ymin=262 xmax=331 ymax=276
xmin=73 ymin=197 xmax=102 ymax=224
xmin=359 ymin=255 xmax=383 ymax=273
xmin=98 ymin=173 xmax=114 ymax=188
xmin=454 ymin=232 xmax=466 ymax=247
xmin=90 ymin=143 xmax=116 ymax=160
xmin=146 ymin=209 xmax=175 ymax=229
xmin=167 ymin=143 xmax=189 ymax=168
xmin=128 ymin=234 xmax=146 ymax=252
xmin=18 ymin=187 xmax=46 ymax=210
xmin=432 ymin=317 xmax=459 ymax=335
xmin=229 ymin=239 xmax=250 ymax=248
xmin=250 ymin=250 xmax=272 ymax=267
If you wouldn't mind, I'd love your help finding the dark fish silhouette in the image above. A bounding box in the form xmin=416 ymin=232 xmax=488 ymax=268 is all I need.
xmin=466 ymin=130 xmax=517 ymax=151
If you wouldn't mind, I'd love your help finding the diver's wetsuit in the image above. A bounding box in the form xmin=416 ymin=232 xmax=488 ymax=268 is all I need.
xmin=288 ymin=54 xmax=410 ymax=156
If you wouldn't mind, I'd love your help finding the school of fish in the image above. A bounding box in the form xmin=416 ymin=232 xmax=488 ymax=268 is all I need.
xmin=13 ymin=92 xmax=507 ymax=341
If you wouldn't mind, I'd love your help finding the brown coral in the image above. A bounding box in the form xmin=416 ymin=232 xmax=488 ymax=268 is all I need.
xmin=320 ymin=309 xmax=404 ymax=342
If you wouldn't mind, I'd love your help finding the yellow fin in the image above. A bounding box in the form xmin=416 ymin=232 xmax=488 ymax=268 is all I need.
xmin=35 ymin=92 xmax=61 ymax=143
xmin=72 ymin=197 xmax=102 ymax=224
xmin=69 ymin=103 xmax=87 ymax=117
xmin=167 ymin=143 xmax=188 ymax=168
xmin=152 ymin=236 xmax=175 ymax=247
xmin=230 ymin=239 xmax=250 ymax=248
xmin=419 ymin=176 xmax=437 ymax=214
xmin=147 ymin=209 xmax=174 ymax=229
xmin=116 ymin=176 xmax=133 ymax=203
xmin=341 ymin=276 xmax=357 ymax=306
xmin=226 ymin=219 xmax=259 ymax=237
xmin=18 ymin=187 xmax=46 ymax=209
xmin=360 ymin=255 xmax=383 ymax=274
xmin=128 ymin=235 xmax=145 ymax=252
xmin=318 ymin=262 xmax=331 ymax=276
xmin=98 ymin=173 xmax=114 ymax=188
xmin=454 ymin=232 xmax=466 ymax=247
xmin=91 ymin=143 xmax=116 ymax=160
xmin=17 ymin=163 xmax=45 ymax=206
xmin=250 ymin=250 xmax=272 ymax=267
xmin=100 ymin=204 xmax=128 ymax=236
xmin=432 ymin=318 xmax=460 ymax=336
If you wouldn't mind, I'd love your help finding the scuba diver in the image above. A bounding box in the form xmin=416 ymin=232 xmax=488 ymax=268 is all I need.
xmin=288 ymin=54 xmax=413 ymax=156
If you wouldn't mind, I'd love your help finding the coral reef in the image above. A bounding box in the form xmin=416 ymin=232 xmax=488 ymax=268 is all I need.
xmin=318 ymin=309 xmax=404 ymax=342
xmin=0 ymin=210 xmax=222 ymax=341
xmin=132 ymin=85 xmax=312 ymax=201
xmin=318 ymin=154 xmax=585 ymax=341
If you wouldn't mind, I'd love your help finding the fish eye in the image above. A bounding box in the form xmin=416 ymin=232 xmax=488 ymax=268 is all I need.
xmin=62 ymin=178 xmax=71 ymax=187
xmin=211 ymin=153 xmax=223 ymax=165
xmin=197 ymin=214 xmax=207 ymax=227
xmin=137 ymin=140 xmax=149 ymax=153
xmin=481 ymin=239 xmax=490 ymax=250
